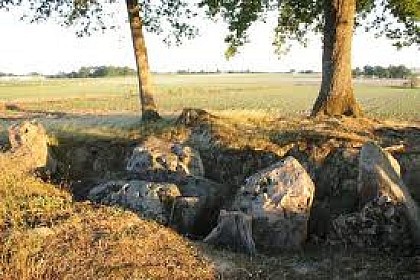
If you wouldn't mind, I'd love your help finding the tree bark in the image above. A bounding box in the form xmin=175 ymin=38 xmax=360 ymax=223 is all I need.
xmin=312 ymin=0 xmax=362 ymax=117
xmin=126 ymin=0 xmax=161 ymax=121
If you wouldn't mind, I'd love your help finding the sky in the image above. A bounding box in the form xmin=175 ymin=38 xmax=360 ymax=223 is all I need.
xmin=0 ymin=3 xmax=419 ymax=75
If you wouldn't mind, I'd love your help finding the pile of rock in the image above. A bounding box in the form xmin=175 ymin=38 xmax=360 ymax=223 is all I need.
xmin=8 ymin=120 xmax=419 ymax=255
xmin=126 ymin=136 xmax=204 ymax=182
xmin=329 ymin=142 xmax=420 ymax=250
xmin=205 ymin=157 xmax=315 ymax=254
xmin=89 ymin=136 xmax=231 ymax=235
xmin=330 ymin=196 xmax=412 ymax=250
xmin=88 ymin=138 xmax=420 ymax=254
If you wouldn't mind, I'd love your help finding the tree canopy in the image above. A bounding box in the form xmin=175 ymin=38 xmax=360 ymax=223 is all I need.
xmin=0 ymin=0 xmax=198 ymax=43
xmin=200 ymin=0 xmax=419 ymax=57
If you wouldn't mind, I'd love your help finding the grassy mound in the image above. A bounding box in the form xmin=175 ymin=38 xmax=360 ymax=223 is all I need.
xmin=0 ymin=154 xmax=214 ymax=279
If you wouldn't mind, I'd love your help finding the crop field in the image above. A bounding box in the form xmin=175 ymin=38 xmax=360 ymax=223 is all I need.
xmin=0 ymin=73 xmax=418 ymax=120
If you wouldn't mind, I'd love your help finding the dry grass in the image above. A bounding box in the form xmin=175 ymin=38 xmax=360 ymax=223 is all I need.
xmin=0 ymin=153 xmax=215 ymax=279
xmin=200 ymin=243 xmax=419 ymax=280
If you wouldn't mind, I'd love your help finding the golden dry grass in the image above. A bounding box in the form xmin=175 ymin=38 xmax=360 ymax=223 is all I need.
xmin=0 ymin=153 xmax=215 ymax=279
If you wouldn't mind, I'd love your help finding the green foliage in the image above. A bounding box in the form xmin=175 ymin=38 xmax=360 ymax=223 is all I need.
xmin=142 ymin=0 xmax=199 ymax=45
xmin=359 ymin=0 xmax=420 ymax=48
xmin=199 ymin=0 xmax=277 ymax=58
xmin=199 ymin=0 xmax=420 ymax=55
xmin=273 ymin=0 xmax=322 ymax=54
xmin=0 ymin=0 xmax=199 ymax=44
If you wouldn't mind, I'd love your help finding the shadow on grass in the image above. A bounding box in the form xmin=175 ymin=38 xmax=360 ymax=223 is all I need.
xmin=387 ymin=85 xmax=418 ymax=90
xmin=374 ymin=125 xmax=420 ymax=148
xmin=0 ymin=103 xmax=71 ymax=120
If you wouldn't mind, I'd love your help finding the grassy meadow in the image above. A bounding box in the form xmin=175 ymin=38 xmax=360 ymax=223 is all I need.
xmin=0 ymin=73 xmax=418 ymax=120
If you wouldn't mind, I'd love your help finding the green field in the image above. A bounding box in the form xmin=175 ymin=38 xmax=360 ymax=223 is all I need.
xmin=0 ymin=73 xmax=418 ymax=120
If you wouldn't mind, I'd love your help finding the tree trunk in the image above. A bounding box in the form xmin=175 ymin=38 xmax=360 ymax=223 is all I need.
xmin=126 ymin=0 xmax=161 ymax=121
xmin=311 ymin=0 xmax=362 ymax=117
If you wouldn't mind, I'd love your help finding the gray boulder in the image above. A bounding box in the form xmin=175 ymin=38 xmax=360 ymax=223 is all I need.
xmin=358 ymin=142 xmax=420 ymax=246
xmin=234 ymin=156 xmax=315 ymax=250
xmin=89 ymin=176 xmax=231 ymax=235
xmin=126 ymin=137 xmax=204 ymax=181
xmin=88 ymin=180 xmax=181 ymax=224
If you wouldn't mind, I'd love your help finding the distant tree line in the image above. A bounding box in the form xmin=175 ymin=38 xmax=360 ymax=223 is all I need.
xmin=175 ymin=69 xmax=252 ymax=74
xmin=352 ymin=65 xmax=413 ymax=79
xmin=0 ymin=72 xmax=15 ymax=77
xmin=48 ymin=66 xmax=136 ymax=78
xmin=175 ymin=69 xmax=320 ymax=75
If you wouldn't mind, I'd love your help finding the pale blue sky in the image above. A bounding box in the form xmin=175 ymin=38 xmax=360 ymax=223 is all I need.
xmin=0 ymin=4 xmax=418 ymax=75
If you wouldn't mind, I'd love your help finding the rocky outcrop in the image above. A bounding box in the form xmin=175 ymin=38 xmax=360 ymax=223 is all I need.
xmin=206 ymin=157 xmax=315 ymax=252
xmin=357 ymin=142 xmax=420 ymax=246
xmin=126 ymin=137 xmax=204 ymax=182
xmin=8 ymin=120 xmax=57 ymax=173
xmin=122 ymin=136 xmax=232 ymax=234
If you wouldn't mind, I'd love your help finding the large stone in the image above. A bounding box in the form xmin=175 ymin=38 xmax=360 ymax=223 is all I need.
xmin=88 ymin=176 xmax=231 ymax=235
xmin=234 ymin=156 xmax=315 ymax=250
xmin=8 ymin=120 xmax=56 ymax=173
xmin=358 ymin=142 xmax=420 ymax=246
xmin=88 ymin=180 xmax=181 ymax=224
xmin=126 ymin=137 xmax=204 ymax=182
